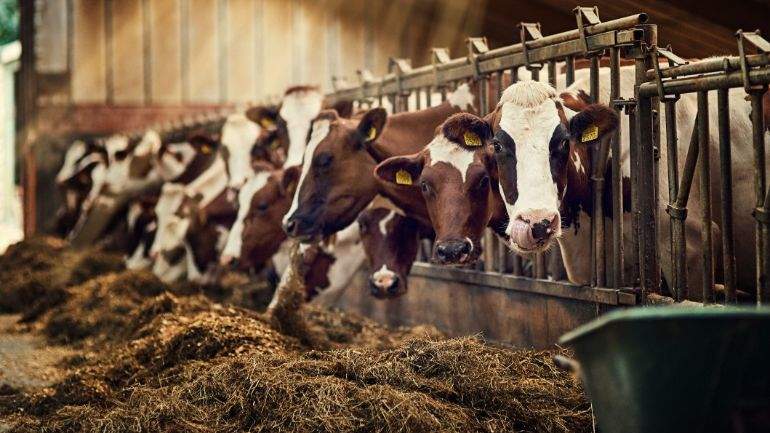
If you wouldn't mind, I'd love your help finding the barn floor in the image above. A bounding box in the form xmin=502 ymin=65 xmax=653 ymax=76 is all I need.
xmin=0 ymin=237 xmax=592 ymax=433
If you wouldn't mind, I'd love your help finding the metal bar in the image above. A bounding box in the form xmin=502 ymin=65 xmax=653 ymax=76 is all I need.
xmin=717 ymin=88 xmax=737 ymax=303
xmin=750 ymin=90 xmax=768 ymax=304
xmin=639 ymin=67 xmax=770 ymax=97
xmin=530 ymin=66 xmax=540 ymax=82
xmin=512 ymin=253 xmax=522 ymax=276
xmin=645 ymin=54 xmax=770 ymax=81
xmin=535 ymin=253 xmax=547 ymax=279
xmin=565 ymin=55 xmax=575 ymax=86
xmin=548 ymin=59 xmax=557 ymax=87
xmin=697 ymin=91 xmax=714 ymax=303
xmin=637 ymin=94 xmax=660 ymax=298
xmin=610 ymin=46 xmax=624 ymax=289
xmin=663 ymin=99 xmax=682 ymax=299
xmin=409 ymin=263 xmax=639 ymax=306
xmin=590 ymin=55 xmax=601 ymax=287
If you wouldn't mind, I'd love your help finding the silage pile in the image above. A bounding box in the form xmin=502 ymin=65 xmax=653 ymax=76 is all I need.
xmin=0 ymin=237 xmax=591 ymax=433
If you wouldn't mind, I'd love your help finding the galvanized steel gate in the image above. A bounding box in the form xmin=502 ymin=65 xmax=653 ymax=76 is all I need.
xmin=324 ymin=7 xmax=770 ymax=345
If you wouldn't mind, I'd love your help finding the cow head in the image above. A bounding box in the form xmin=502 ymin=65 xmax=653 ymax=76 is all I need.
xmin=102 ymin=130 xmax=159 ymax=194
xmin=283 ymin=108 xmax=387 ymax=240
xmin=248 ymin=105 xmax=289 ymax=167
xmin=125 ymin=196 xmax=158 ymax=270
xmin=490 ymin=80 xmax=618 ymax=254
xmin=221 ymin=166 xmax=300 ymax=271
xmin=375 ymin=113 xmax=494 ymax=265
xmin=356 ymin=206 xmax=420 ymax=298
xmin=149 ymin=184 xmax=188 ymax=282
xmin=156 ymin=132 xmax=220 ymax=183
xmin=55 ymin=139 xmax=108 ymax=235
xmin=221 ymin=113 xmax=261 ymax=189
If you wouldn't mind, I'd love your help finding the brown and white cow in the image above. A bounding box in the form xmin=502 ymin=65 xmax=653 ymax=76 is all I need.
xmin=283 ymin=83 xmax=476 ymax=240
xmin=220 ymin=113 xmax=262 ymax=190
xmin=356 ymin=199 xmax=425 ymax=298
xmin=374 ymin=113 xmax=507 ymax=265
xmin=54 ymin=139 xmax=107 ymax=237
xmin=491 ymin=68 xmax=764 ymax=298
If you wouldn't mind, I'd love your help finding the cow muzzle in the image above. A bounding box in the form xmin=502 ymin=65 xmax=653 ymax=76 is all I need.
xmin=368 ymin=269 xmax=404 ymax=299
xmin=283 ymin=214 xmax=319 ymax=240
xmin=432 ymin=238 xmax=473 ymax=265
xmin=508 ymin=210 xmax=560 ymax=253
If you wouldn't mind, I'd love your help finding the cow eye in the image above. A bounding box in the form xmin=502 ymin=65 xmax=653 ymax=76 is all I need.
xmin=358 ymin=220 xmax=368 ymax=234
xmin=314 ymin=153 xmax=333 ymax=168
xmin=115 ymin=150 xmax=129 ymax=160
xmin=420 ymin=180 xmax=433 ymax=195
xmin=491 ymin=139 xmax=503 ymax=153
xmin=477 ymin=175 xmax=490 ymax=190
xmin=257 ymin=202 xmax=268 ymax=212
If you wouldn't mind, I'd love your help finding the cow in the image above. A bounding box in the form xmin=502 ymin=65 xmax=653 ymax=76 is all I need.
xmin=220 ymin=113 xmax=262 ymax=190
xmin=54 ymin=139 xmax=107 ymax=237
xmin=151 ymin=132 xmax=236 ymax=283
xmin=356 ymin=198 xmax=425 ymax=298
xmin=489 ymin=66 xmax=765 ymax=299
xmin=373 ymin=113 xmax=507 ymax=265
xmin=283 ymin=83 xmax=476 ymax=241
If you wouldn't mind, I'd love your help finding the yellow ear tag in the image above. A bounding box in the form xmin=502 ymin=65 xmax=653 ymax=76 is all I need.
xmin=201 ymin=145 xmax=212 ymax=154
xmin=260 ymin=118 xmax=275 ymax=129
xmin=463 ymin=131 xmax=482 ymax=147
xmin=395 ymin=169 xmax=412 ymax=186
xmin=367 ymin=127 xmax=377 ymax=141
xmin=581 ymin=124 xmax=599 ymax=142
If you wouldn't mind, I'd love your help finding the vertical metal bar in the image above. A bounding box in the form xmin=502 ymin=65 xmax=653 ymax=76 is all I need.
xmin=672 ymin=120 xmax=701 ymax=303
xmin=610 ymin=46 xmax=624 ymax=289
xmin=565 ymin=55 xmax=575 ymax=87
xmin=589 ymin=55 xmax=602 ymax=287
xmin=530 ymin=67 xmax=540 ymax=82
xmin=425 ymin=86 xmax=432 ymax=107
xmin=750 ymin=90 xmax=768 ymax=303
xmin=512 ymin=252 xmax=522 ymax=276
xmin=637 ymin=94 xmax=660 ymax=299
xmin=697 ymin=91 xmax=714 ymax=304
xmin=495 ymin=71 xmax=503 ymax=100
xmin=535 ymin=254 xmax=546 ymax=279
xmin=511 ymin=67 xmax=519 ymax=84
xmin=664 ymin=99 xmax=683 ymax=299
xmin=717 ymin=88 xmax=736 ymax=303
xmin=548 ymin=60 xmax=557 ymax=88
xmin=415 ymin=86 xmax=422 ymax=110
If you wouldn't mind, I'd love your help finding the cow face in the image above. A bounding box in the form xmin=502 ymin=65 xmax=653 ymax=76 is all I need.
xmin=221 ymin=113 xmax=261 ymax=189
xmin=375 ymin=113 xmax=493 ymax=265
xmin=125 ymin=197 xmax=158 ymax=271
xmin=223 ymin=166 xmax=299 ymax=271
xmin=283 ymin=108 xmax=387 ymax=240
xmin=357 ymin=207 xmax=420 ymax=298
xmin=156 ymin=133 xmax=220 ymax=183
xmin=149 ymin=184 xmax=188 ymax=281
xmin=491 ymin=80 xmax=618 ymax=254
xmin=102 ymin=131 xmax=159 ymax=194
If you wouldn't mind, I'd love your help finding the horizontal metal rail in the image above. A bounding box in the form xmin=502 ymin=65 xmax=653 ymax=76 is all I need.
xmin=326 ymin=15 xmax=647 ymax=104
xmin=410 ymin=263 xmax=638 ymax=306
xmin=639 ymin=67 xmax=770 ymax=96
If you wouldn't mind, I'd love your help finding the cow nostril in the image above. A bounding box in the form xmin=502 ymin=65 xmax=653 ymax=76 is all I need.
xmin=435 ymin=244 xmax=449 ymax=260
xmin=460 ymin=241 xmax=472 ymax=255
xmin=387 ymin=276 xmax=400 ymax=294
xmin=368 ymin=279 xmax=381 ymax=296
xmin=284 ymin=219 xmax=296 ymax=234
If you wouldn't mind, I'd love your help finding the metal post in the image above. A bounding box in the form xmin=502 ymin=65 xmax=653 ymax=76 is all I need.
xmin=565 ymin=55 xmax=575 ymax=86
xmin=697 ymin=91 xmax=714 ymax=303
xmin=750 ymin=90 xmax=768 ymax=303
xmin=637 ymin=93 xmax=660 ymax=298
xmin=664 ymin=99 xmax=682 ymax=299
xmin=610 ymin=46 xmax=624 ymax=289
xmin=670 ymin=120 xmax=700 ymax=302
xmin=548 ymin=60 xmax=557 ymax=88
xmin=717 ymin=88 xmax=737 ymax=303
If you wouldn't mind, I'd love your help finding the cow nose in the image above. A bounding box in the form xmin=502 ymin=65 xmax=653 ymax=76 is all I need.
xmin=517 ymin=211 xmax=560 ymax=242
xmin=368 ymin=275 xmax=400 ymax=298
xmin=433 ymin=239 xmax=472 ymax=264
xmin=284 ymin=218 xmax=297 ymax=236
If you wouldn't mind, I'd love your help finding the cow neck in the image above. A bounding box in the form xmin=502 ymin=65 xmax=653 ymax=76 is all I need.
xmin=559 ymin=144 xmax=592 ymax=230
xmin=183 ymin=156 xmax=228 ymax=209
xmin=370 ymin=101 xmax=461 ymax=161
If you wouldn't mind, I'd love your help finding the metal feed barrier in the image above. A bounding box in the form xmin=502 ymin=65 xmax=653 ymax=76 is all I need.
xmin=322 ymin=7 xmax=770 ymax=344
xmin=72 ymin=7 xmax=770 ymax=347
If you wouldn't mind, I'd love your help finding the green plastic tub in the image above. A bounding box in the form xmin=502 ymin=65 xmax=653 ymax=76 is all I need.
xmin=560 ymin=307 xmax=770 ymax=433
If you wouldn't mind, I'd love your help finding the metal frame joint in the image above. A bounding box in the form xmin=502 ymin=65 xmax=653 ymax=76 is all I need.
xmin=736 ymin=29 xmax=770 ymax=93
xmin=518 ymin=22 xmax=543 ymax=71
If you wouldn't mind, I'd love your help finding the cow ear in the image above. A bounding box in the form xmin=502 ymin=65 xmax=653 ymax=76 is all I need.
xmin=374 ymin=153 xmax=424 ymax=187
xmin=280 ymin=165 xmax=301 ymax=196
xmin=246 ymin=105 xmax=280 ymax=129
xmin=357 ymin=108 xmax=387 ymax=146
xmin=440 ymin=112 xmax=492 ymax=151
xmin=569 ymin=104 xmax=619 ymax=145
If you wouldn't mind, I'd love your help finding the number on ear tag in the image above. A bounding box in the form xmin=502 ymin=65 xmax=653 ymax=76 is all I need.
xmin=395 ymin=169 xmax=412 ymax=185
xmin=464 ymin=131 xmax=482 ymax=147
xmin=581 ymin=125 xmax=599 ymax=142
xmin=367 ymin=127 xmax=377 ymax=141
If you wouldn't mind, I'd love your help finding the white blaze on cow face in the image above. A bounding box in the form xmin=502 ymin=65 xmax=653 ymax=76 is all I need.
xmin=378 ymin=210 xmax=396 ymax=236
xmin=150 ymin=184 xmax=186 ymax=258
xmin=283 ymin=118 xmax=331 ymax=226
xmin=221 ymin=113 xmax=261 ymax=188
xmin=220 ymin=171 xmax=271 ymax=264
xmin=279 ymin=88 xmax=323 ymax=168
xmin=371 ymin=264 xmax=397 ymax=290
xmin=157 ymin=141 xmax=197 ymax=181
xmin=497 ymin=81 xmax=564 ymax=248
xmin=427 ymin=135 xmax=476 ymax=183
